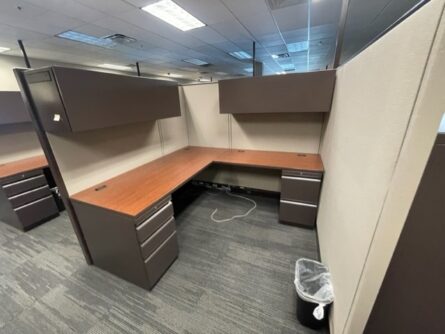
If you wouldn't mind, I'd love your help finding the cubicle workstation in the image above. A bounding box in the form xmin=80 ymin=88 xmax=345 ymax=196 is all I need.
xmin=17 ymin=65 xmax=332 ymax=290
xmin=0 ymin=91 xmax=61 ymax=231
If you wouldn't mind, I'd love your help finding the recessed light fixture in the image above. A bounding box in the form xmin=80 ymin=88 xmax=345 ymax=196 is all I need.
xmin=98 ymin=63 xmax=132 ymax=71
xmin=229 ymin=51 xmax=251 ymax=60
xmin=0 ymin=47 xmax=11 ymax=53
xmin=287 ymin=41 xmax=309 ymax=53
xmin=57 ymin=30 xmax=116 ymax=48
xmin=141 ymin=0 xmax=205 ymax=32
xmin=183 ymin=58 xmax=209 ymax=66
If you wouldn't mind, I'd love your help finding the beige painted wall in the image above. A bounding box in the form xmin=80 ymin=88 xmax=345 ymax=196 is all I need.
xmin=317 ymin=1 xmax=445 ymax=333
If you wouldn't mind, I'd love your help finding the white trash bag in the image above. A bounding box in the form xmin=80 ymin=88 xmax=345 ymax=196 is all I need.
xmin=294 ymin=258 xmax=334 ymax=320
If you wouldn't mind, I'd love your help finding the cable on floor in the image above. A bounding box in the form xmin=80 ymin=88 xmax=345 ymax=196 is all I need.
xmin=210 ymin=190 xmax=257 ymax=223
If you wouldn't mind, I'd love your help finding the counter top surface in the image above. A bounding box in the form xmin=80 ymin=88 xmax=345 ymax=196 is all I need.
xmin=0 ymin=155 xmax=48 ymax=179
xmin=70 ymin=146 xmax=323 ymax=217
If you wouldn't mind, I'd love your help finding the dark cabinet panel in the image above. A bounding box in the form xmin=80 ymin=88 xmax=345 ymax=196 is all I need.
xmin=219 ymin=70 xmax=336 ymax=114
xmin=24 ymin=66 xmax=181 ymax=133
xmin=0 ymin=91 xmax=30 ymax=125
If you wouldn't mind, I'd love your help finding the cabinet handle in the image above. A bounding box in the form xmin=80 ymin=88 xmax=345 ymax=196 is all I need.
xmin=282 ymin=175 xmax=321 ymax=182
xmin=3 ymin=175 xmax=44 ymax=188
xmin=280 ymin=199 xmax=317 ymax=208
xmin=137 ymin=201 xmax=172 ymax=230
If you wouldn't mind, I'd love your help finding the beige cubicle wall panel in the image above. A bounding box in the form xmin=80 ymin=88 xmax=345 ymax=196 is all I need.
xmin=158 ymin=89 xmax=189 ymax=154
xmin=182 ymin=84 xmax=230 ymax=148
xmin=348 ymin=5 xmax=445 ymax=333
xmin=231 ymin=113 xmax=323 ymax=153
xmin=0 ymin=125 xmax=43 ymax=164
xmin=47 ymin=121 xmax=162 ymax=195
xmin=317 ymin=1 xmax=444 ymax=333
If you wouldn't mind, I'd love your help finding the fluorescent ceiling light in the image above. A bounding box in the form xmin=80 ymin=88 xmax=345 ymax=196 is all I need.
xmin=271 ymin=54 xmax=279 ymax=59
xmin=287 ymin=41 xmax=309 ymax=53
xmin=229 ymin=51 xmax=251 ymax=60
xmin=244 ymin=67 xmax=253 ymax=73
xmin=198 ymin=78 xmax=211 ymax=82
xmin=98 ymin=63 xmax=132 ymax=71
xmin=183 ymin=58 xmax=209 ymax=66
xmin=57 ymin=30 xmax=116 ymax=48
xmin=0 ymin=47 xmax=11 ymax=53
xmin=141 ymin=0 xmax=205 ymax=32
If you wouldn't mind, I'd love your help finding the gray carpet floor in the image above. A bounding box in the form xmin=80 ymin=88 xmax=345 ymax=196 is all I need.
xmin=0 ymin=190 xmax=327 ymax=334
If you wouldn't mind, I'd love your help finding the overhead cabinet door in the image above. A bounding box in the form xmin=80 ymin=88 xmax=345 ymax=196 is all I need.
xmin=24 ymin=66 xmax=181 ymax=133
xmin=219 ymin=70 xmax=336 ymax=114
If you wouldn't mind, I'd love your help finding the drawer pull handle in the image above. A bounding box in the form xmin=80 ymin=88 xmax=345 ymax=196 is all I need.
xmin=280 ymin=200 xmax=317 ymax=208
xmin=3 ymin=175 xmax=44 ymax=188
xmin=282 ymin=176 xmax=321 ymax=182
xmin=137 ymin=201 xmax=172 ymax=230
xmin=14 ymin=195 xmax=53 ymax=211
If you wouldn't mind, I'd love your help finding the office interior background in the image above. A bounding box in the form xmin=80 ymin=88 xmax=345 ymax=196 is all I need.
xmin=0 ymin=0 xmax=444 ymax=333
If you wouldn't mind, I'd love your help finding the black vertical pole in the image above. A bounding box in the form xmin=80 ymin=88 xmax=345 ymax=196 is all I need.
xmin=252 ymin=41 xmax=256 ymax=77
xmin=17 ymin=40 xmax=31 ymax=69
xmin=136 ymin=62 xmax=141 ymax=77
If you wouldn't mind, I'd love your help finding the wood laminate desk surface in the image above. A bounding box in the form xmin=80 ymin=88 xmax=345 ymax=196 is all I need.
xmin=70 ymin=146 xmax=324 ymax=217
xmin=0 ymin=155 xmax=48 ymax=179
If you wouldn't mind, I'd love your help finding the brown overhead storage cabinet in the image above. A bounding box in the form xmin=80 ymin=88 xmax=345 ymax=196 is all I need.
xmin=0 ymin=91 xmax=31 ymax=125
xmin=219 ymin=70 xmax=336 ymax=114
xmin=24 ymin=66 xmax=181 ymax=133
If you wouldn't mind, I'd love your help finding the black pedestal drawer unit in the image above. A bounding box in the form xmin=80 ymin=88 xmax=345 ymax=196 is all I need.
xmin=279 ymin=170 xmax=322 ymax=228
xmin=0 ymin=168 xmax=59 ymax=231
xmin=73 ymin=195 xmax=179 ymax=290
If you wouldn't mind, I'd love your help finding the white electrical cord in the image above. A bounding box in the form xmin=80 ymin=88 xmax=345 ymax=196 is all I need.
xmin=210 ymin=190 xmax=257 ymax=223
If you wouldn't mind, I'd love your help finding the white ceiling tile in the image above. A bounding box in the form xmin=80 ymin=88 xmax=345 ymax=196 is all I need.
xmin=22 ymin=0 xmax=106 ymax=22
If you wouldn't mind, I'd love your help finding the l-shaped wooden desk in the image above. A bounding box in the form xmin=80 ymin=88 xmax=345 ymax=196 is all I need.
xmin=70 ymin=146 xmax=324 ymax=290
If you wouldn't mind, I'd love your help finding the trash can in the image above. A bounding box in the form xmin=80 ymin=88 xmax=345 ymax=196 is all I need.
xmin=294 ymin=258 xmax=334 ymax=329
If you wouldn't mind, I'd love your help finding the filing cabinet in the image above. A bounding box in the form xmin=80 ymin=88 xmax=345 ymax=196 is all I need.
xmin=279 ymin=169 xmax=323 ymax=228
xmin=73 ymin=195 xmax=179 ymax=291
xmin=0 ymin=167 xmax=59 ymax=231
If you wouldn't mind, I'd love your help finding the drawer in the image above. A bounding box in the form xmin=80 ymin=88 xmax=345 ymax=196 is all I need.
xmin=136 ymin=201 xmax=174 ymax=243
xmin=279 ymin=200 xmax=318 ymax=228
xmin=140 ymin=217 xmax=176 ymax=260
xmin=283 ymin=169 xmax=323 ymax=179
xmin=144 ymin=231 xmax=178 ymax=289
xmin=135 ymin=195 xmax=171 ymax=224
xmin=3 ymin=174 xmax=47 ymax=197
xmin=14 ymin=195 xmax=58 ymax=229
xmin=8 ymin=185 xmax=51 ymax=208
xmin=0 ymin=169 xmax=42 ymax=186
xmin=281 ymin=175 xmax=321 ymax=204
